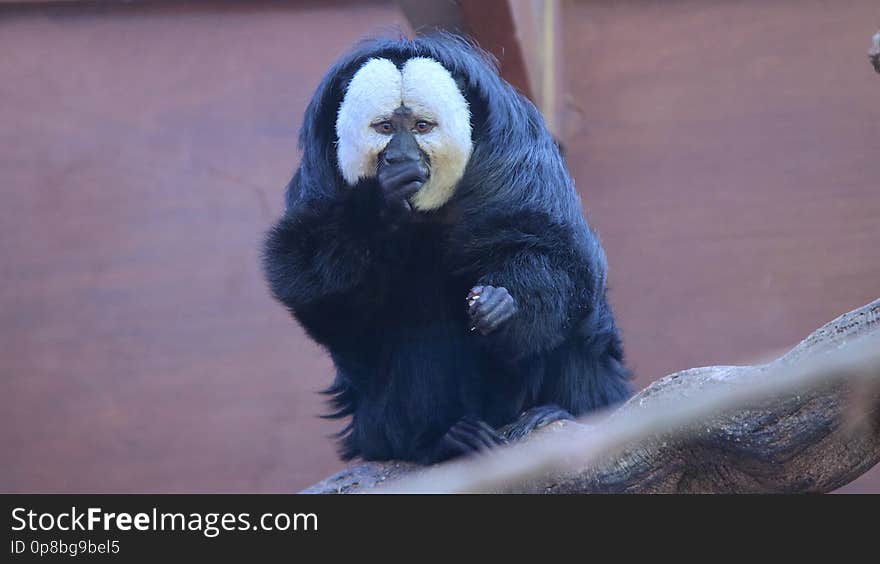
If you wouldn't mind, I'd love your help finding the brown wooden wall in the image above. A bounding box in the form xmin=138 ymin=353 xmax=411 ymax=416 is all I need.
xmin=562 ymin=0 xmax=880 ymax=492
xmin=0 ymin=0 xmax=409 ymax=493
xmin=1 ymin=0 xmax=878 ymax=492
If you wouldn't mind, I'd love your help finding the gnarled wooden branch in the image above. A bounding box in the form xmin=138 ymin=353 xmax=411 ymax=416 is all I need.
xmin=303 ymin=298 xmax=880 ymax=493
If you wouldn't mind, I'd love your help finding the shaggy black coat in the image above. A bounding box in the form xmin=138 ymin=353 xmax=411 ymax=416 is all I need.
xmin=263 ymin=34 xmax=631 ymax=463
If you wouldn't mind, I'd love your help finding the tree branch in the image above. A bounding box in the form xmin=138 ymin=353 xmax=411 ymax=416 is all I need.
xmin=303 ymin=298 xmax=880 ymax=493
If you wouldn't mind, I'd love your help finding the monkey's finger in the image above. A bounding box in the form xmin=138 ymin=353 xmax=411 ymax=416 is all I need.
xmin=390 ymin=180 xmax=424 ymax=200
xmin=470 ymin=289 xmax=507 ymax=320
xmin=477 ymin=314 xmax=508 ymax=335
xmin=470 ymin=419 xmax=507 ymax=445
xmin=447 ymin=419 xmax=481 ymax=438
xmin=381 ymin=165 xmax=426 ymax=188
xmin=385 ymin=183 xmax=424 ymax=216
xmin=455 ymin=419 xmax=503 ymax=449
xmin=447 ymin=428 xmax=481 ymax=451
xmin=479 ymin=300 xmax=518 ymax=331
xmin=449 ymin=427 xmax=492 ymax=452
xmin=466 ymin=288 xmax=484 ymax=309
xmin=475 ymin=290 xmax=513 ymax=320
xmin=476 ymin=310 xmax=512 ymax=335
xmin=455 ymin=419 xmax=486 ymax=437
xmin=384 ymin=197 xmax=412 ymax=216
xmin=441 ymin=433 xmax=474 ymax=455
xmin=474 ymin=428 xmax=503 ymax=449
xmin=382 ymin=168 xmax=424 ymax=188
xmin=384 ymin=183 xmax=424 ymax=210
xmin=468 ymin=286 xmax=501 ymax=316
xmin=472 ymin=431 xmax=498 ymax=450
xmin=467 ymin=286 xmax=485 ymax=300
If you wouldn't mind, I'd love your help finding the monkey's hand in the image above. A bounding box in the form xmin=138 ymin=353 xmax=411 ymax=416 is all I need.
xmin=424 ymin=417 xmax=506 ymax=463
xmin=376 ymin=160 xmax=426 ymax=218
xmin=467 ymin=285 xmax=518 ymax=335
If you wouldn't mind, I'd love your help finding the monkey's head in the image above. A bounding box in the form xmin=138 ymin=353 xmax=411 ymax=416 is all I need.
xmin=291 ymin=34 xmax=567 ymax=216
xmin=335 ymin=57 xmax=473 ymax=211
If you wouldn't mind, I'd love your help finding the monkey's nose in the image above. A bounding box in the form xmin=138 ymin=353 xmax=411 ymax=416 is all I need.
xmin=382 ymin=151 xmax=420 ymax=166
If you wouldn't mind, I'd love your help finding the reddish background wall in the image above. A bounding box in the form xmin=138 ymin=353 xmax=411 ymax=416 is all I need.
xmin=1 ymin=0 xmax=878 ymax=492
xmin=561 ymin=0 xmax=880 ymax=492
xmin=0 ymin=0 xmax=408 ymax=493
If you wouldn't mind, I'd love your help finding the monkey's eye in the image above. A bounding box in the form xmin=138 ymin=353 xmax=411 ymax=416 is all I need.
xmin=372 ymin=121 xmax=394 ymax=135
xmin=413 ymin=121 xmax=435 ymax=134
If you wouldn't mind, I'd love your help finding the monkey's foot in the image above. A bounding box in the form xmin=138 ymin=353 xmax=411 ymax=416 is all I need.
xmin=431 ymin=417 xmax=507 ymax=462
xmin=501 ymin=404 xmax=574 ymax=443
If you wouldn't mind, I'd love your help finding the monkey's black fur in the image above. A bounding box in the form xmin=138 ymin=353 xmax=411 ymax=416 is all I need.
xmin=263 ymin=34 xmax=631 ymax=463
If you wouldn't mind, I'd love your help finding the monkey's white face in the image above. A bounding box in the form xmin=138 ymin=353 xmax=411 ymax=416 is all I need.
xmin=335 ymin=57 xmax=473 ymax=210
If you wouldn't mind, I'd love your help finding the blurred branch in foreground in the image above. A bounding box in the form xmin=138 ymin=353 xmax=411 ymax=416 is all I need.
xmin=304 ymin=298 xmax=880 ymax=493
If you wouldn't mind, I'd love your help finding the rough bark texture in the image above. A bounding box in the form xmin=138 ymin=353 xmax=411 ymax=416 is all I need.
xmin=303 ymin=299 xmax=880 ymax=493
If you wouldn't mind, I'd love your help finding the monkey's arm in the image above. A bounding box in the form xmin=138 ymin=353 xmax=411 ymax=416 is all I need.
xmin=263 ymin=181 xmax=405 ymax=348
xmin=457 ymin=212 xmax=599 ymax=361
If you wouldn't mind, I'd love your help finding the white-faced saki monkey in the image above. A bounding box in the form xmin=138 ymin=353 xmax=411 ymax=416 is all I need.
xmin=263 ymin=34 xmax=631 ymax=464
